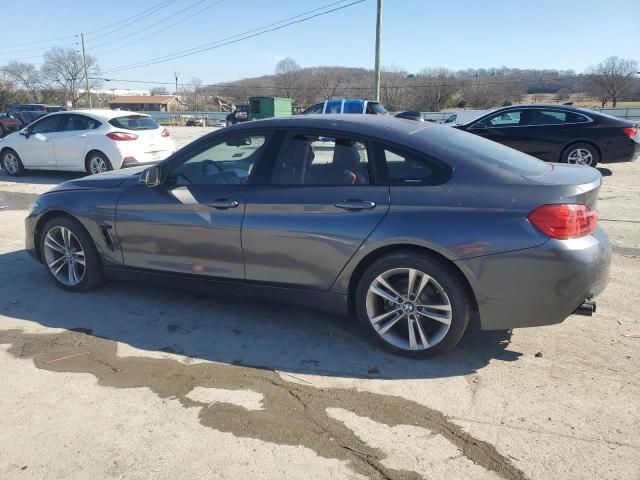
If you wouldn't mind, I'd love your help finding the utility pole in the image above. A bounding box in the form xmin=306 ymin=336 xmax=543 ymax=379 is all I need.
xmin=373 ymin=0 xmax=382 ymax=101
xmin=174 ymin=72 xmax=179 ymax=98
xmin=80 ymin=33 xmax=92 ymax=109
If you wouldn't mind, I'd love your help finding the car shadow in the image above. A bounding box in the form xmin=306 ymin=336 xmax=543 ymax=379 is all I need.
xmin=0 ymin=249 xmax=522 ymax=380
xmin=0 ymin=169 xmax=84 ymax=185
xmin=597 ymin=167 xmax=612 ymax=177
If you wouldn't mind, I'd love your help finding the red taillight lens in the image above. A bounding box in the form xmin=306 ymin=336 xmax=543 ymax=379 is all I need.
xmin=161 ymin=128 xmax=170 ymax=137
xmin=528 ymin=204 xmax=598 ymax=240
xmin=106 ymin=132 xmax=138 ymax=141
xmin=622 ymin=127 xmax=639 ymax=138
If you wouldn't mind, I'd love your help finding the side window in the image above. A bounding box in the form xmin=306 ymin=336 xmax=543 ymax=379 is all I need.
xmin=62 ymin=114 xmax=100 ymax=131
xmin=528 ymin=109 xmax=565 ymax=125
xmin=381 ymin=145 xmax=451 ymax=185
xmin=30 ymin=115 xmax=61 ymax=134
xmin=567 ymin=112 xmax=590 ymax=123
xmin=343 ymin=100 xmax=364 ymax=114
xmin=483 ymin=110 xmax=522 ymax=127
xmin=169 ymin=134 xmax=268 ymax=186
xmin=303 ymin=103 xmax=324 ymax=115
xmin=325 ymin=100 xmax=342 ymax=114
xmin=271 ymin=135 xmax=370 ymax=185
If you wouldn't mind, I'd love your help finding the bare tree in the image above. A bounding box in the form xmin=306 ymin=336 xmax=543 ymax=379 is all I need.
xmin=586 ymin=56 xmax=639 ymax=107
xmin=315 ymin=67 xmax=344 ymax=100
xmin=380 ymin=65 xmax=409 ymax=111
xmin=275 ymin=57 xmax=301 ymax=100
xmin=150 ymin=86 xmax=169 ymax=95
xmin=191 ymin=77 xmax=203 ymax=111
xmin=462 ymin=79 xmax=504 ymax=108
xmin=413 ymin=68 xmax=457 ymax=111
xmin=2 ymin=61 xmax=41 ymax=102
xmin=41 ymin=47 xmax=100 ymax=108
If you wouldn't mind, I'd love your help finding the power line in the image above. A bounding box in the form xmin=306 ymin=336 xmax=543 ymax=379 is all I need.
xmin=101 ymin=0 xmax=366 ymax=73
xmin=90 ymin=0 xmax=222 ymax=53
xmin=91 ymin=73 xmax=591 ymax=90
xmin=85 ymin=0 xmax=178 ymax=40
xmin=2 ymin=35 xmax=77 ymax=50
xmin=1 ymin=42 xmax=78 ymax=57
xmin=85 ymin=0 xmax=176 ymax=36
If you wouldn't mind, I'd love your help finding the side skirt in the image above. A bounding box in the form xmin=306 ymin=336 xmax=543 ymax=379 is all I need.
xmin=103 ymin=267 xmax=350 ymax=317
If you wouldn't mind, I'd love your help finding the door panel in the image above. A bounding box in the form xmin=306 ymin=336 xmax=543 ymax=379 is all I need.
xmin=115 ymin=184 xmax=249 ymax=278
xmin=54 ymin=114 xmax=95 ymax=167
xmin=242 ymin=186 xmax=389 ymax=290
xmin=19 ymin=115 xmax=62 ymax=167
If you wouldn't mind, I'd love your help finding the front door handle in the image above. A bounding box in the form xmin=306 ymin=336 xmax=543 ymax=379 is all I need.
xmin=207 ymin=198 xmax=240 ymax=210
xmin=335 ymin=199 xmax=376 ymax=211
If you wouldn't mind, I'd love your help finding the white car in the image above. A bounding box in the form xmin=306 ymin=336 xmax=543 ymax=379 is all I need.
xmin=0 ymin=109 xmax=175 ymax=176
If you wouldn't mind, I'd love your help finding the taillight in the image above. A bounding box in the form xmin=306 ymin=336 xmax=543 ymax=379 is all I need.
xmin=161 ymin=128 xmax=170 ymax=137
xmin=106 ymin=131 xmax=138 ymax=141
xmin=622 ymin=127 xmax=639 ymax=138
xmin=528 ymin=204 xmax=598 ymax=240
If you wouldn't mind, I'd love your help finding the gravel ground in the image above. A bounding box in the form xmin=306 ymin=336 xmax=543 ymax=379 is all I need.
xmin=0 ymin=126 xmax=638 ymax=480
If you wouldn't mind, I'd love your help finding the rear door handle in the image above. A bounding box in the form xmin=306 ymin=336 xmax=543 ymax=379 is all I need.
xmin=79 ymin=134 xmax=87 ymax=138
xmin=335 ymin=199 xmax=376 ymax=211
xmin=207 ymin=198 xmax=240 ymax=210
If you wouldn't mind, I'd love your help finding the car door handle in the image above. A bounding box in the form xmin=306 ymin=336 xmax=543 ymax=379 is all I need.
xmin=79 ymin=134 xmax=87 ymax=138
xmin=335 ymin=199 xmax=376 ymax=211
xmin=207 ymin=198 xmax=240 ymax=209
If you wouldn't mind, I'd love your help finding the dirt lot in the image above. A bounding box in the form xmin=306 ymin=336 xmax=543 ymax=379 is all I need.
xmin=0 ymin=126 xmax=639 ymax=480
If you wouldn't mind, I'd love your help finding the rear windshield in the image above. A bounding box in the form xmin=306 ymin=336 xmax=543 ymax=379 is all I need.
xmin=367 ymin=102 xmax=388 ymax=114
xmin=439 ymin=128 xmax=551 ymax=176
xmin=109 ymin=115 xmax=159 ymax=130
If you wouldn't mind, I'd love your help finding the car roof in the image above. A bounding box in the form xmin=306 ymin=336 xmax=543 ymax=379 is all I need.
xmin=492 ymin=103 xmax=592 ymax=113
xmin=44 ymin=109 xmax=152 ymax=120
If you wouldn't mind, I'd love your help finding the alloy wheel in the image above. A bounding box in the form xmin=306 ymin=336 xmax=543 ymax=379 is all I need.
xmin=89 ymin=156 xmax=108 ymax=174
xmin=3 ymin=153 xmax=19 ymax=174
xmin=365 ymin=267 xmax=453 ymax=351
xmin=567 ymin=148 xmax=594 ymax=166
xmin=43 ymin=226 xmax=86 ymax=286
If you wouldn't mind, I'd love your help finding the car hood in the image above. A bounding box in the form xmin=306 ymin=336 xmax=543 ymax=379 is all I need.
xmin=46 ymin=166 xmax=148 ymax=193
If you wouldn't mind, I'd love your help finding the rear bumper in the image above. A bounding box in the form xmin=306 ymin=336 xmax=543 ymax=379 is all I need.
xmin=602 ymin=141 xmax=640 ymax=163
xmin=456 ymin=227 xmax=611 ymax=330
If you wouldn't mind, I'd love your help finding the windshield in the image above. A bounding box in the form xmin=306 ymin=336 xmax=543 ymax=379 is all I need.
xmin=109 ymin=115 xmax=159 ymax=130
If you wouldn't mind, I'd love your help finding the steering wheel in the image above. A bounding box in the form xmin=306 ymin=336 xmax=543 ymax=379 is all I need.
xmin=200 ymin=160 xmax=231 ymax=184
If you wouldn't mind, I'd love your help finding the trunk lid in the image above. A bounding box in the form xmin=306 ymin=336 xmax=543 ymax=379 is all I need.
xmin=523 ymin=163 xmax=602 ymax=208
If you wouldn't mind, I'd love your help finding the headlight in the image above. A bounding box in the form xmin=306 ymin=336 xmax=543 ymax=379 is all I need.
xmin=29 ymin=199 xmax=40 ymax=212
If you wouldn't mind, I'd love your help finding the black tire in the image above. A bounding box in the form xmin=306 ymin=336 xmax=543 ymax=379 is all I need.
xmin=39 ymin=216 xmax=105 ymax=292
xmin=85 ymin=151 xmax=113 ymax=175
xmin=1 ymin=148 xmax=26 ymax=176
xmin=561 ymin=142 xmax=600 ymax=168
xmin=354 ymin=251 xmax=471 ymax=358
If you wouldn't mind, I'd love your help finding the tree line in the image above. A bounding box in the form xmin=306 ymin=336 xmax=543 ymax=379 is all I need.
xmin=1 ymin=48 xmax=638 ymax=112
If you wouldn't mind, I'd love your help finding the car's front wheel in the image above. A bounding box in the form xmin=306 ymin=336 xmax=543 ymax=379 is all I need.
xmin=40 ymin=216 xmax=105 ymax=292
xmin=355 ymin=252 xmax=471 ymax=358
xmin=1 ymin=149 xmax=26 ymax=176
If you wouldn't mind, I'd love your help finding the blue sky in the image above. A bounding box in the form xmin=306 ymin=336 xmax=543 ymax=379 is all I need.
xmin=2 ymin=0 xmax=638 ymax=89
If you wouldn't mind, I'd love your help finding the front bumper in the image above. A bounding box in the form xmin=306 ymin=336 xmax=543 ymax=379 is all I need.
xmin=25 ymin=211 xmax=39 ymax=262
xmin=456 ymin=227 xmax=611 ymax=330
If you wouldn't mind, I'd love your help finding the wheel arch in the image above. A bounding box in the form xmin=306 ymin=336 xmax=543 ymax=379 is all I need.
xmin=84 ymin=149 xmax=108 ymax=172
xmin=346 ymin=244 xmax=479 ymax=316
xmin=34 ymin=210 xmax=95 ymax=263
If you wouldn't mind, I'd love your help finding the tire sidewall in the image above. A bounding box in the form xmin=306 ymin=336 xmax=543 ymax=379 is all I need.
xmin=85 ymin=152 xmax=113 ymax=175
xmin=562 ymin=143 xmax=599 ymax=167
xmin=39 ymin=216 xmax=104 ymax=292
xmin=1 ymin=149 xmax=24 ymax=176
xmin=354 ymin=252 xmax=471 ymax=358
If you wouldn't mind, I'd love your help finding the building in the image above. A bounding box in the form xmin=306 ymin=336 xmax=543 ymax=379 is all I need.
xmin=109 ymin=95 xmax=180 ymax=112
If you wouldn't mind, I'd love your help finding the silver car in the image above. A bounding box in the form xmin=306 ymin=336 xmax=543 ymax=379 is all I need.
xmin=23 ymin=115 xmax=611 ymax=358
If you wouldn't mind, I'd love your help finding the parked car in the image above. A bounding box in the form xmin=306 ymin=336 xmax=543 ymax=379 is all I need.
xmin=0 ymin=109 xmax=175 ymax=176
xmin=395 ymin=111 xmax=424 ymax=122
xmin=302 ymin=99 xmax=388 ymax=115
xmin=214 ymin=119 xmax=228 ymax=127
xmin=17 ymin=110 xmax=48 ymax=128
xmin=1 ymin=105 xmax=68 ymax=137
xmin=24 ymin=115 xmax=610 ymax=357
xmin=454 ymin=104 xmax=640 ymax=166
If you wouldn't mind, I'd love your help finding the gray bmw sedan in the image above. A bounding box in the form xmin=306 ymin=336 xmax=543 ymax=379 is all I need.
xmin=22 ymin=115 xmax=611 ymax=357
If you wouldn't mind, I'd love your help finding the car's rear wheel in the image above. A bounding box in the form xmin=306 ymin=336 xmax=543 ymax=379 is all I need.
xmin=40 ymin=216 xmax=105 ymax=292
xmin=355 ymin=252 xmax=471 ymax=358
xmin=86 ymin=152 xmax=113 ymax=175
xmin=1 ymin=149 xmax=25 ymax=176
xmin=561 ymin=143 xmax=599 ymax=167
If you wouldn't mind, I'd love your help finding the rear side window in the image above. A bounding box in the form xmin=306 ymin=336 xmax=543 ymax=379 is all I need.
xmin=271 ymin=135 xmax=370 ymax=185
xmin=62 ymin=114 xmax=100 ymax=131
xmin=378 ymin=144 xmax=452 ymax=185
xmin=109 ymin=115 xmax=159 ymax=130
xmin=366 ymin=102 xmax=387 ymax=115
xmin=325 ymin=100 xmax=342 ymax=113
xmin=302 ymin=103 xmax=324 ymax=115
xmin=528 ymin=109 xmax=590 ymax=125
xmin=343 ymin=100 xmax=364 ymax=113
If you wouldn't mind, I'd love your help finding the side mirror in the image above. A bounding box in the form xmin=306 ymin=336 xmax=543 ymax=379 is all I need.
xmin=20 ymin=129 xmax=31 ymax=139
xmin=139 ymin=165 xmax=161 ymax=187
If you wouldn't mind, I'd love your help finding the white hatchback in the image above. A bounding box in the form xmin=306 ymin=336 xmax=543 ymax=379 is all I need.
xmin=0 ymin=109 xmax=175 ymax=176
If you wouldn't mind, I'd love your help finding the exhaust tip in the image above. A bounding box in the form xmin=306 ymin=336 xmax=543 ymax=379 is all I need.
xmin=574 ymin=300 xmax=596 ymax=317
